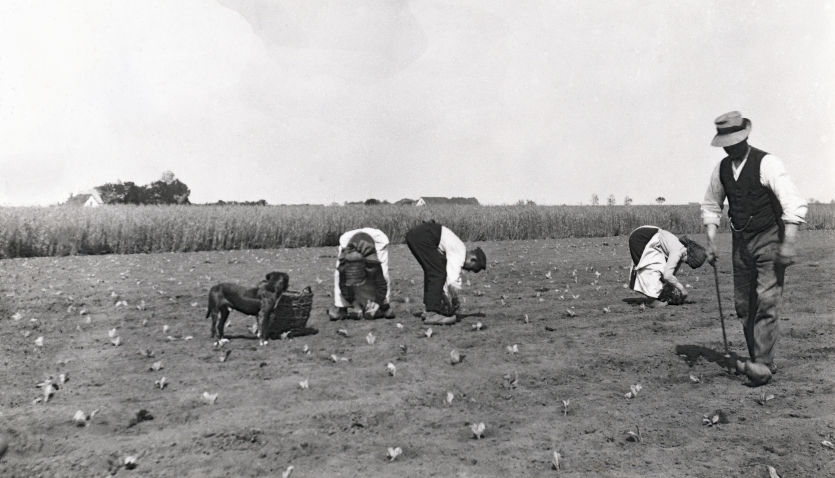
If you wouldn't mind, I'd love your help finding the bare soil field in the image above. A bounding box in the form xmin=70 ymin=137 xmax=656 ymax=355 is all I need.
xmin=1 ymin=231 xmax=833 ymax=477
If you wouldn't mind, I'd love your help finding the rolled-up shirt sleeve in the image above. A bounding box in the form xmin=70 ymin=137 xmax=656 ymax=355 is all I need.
xmin=760 ymin=155 xmax=808 ymax=224
xmin=656 ymin=230 xmax=685 ymax=288
xmin=701 ymin=162 xmax=725 ymax=227
xmin=438 ymin=226 xmax=466 ymax=295
xmin=662 ymin=247 xmax=684 ymax=288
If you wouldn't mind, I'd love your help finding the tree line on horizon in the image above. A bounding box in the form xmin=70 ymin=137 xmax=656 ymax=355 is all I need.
xmin=95 ymin=171 xmax=191 ymax=205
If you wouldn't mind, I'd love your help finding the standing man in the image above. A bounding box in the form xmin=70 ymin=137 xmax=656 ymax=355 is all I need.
xmin=405 ymin=220 xmax=487 ymax=325
xmin=701 ymin=111 xmax=807 ymax=386
xmin=328 ymin=228 xmax=395 ymax=320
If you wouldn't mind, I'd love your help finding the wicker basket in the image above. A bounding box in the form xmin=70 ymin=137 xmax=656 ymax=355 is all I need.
xmin=266 ymin=289 xmax=313 ymax=337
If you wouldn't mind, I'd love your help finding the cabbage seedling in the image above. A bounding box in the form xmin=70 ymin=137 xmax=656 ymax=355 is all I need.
xmin=386 ymin=447 xmax=402 ymax=461
xmin=471 ymin=422 xmax=485 ymax=439
xmin=551 ymin=451 xmax=561 ymax=470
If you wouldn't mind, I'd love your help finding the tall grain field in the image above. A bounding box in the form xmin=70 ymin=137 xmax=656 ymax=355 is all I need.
xmin=0 ymin=203 xmax=832 ymax=259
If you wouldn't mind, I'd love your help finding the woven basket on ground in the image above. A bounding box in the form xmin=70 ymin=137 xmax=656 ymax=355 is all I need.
xmin=266 ymin=289 xmax=313 ymax=337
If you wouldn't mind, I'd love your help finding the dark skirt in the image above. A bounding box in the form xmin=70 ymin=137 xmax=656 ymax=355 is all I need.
xmin=628 ymin=226 xmax=660 ymax=265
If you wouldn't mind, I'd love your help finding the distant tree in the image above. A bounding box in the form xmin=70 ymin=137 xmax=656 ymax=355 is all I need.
xmin=591 ymin=194 xmax=599 ymax=206
xmin=95 ymin=180 xmax=147 ymax=204
xmin=93 ymin=172 xmax=190 ymax=205
xmin=95 ymin=181 xmax=126 ymax=204
xmin=123 ymin=182 xmax=148 ymax=204
xmin=623 ymin=194 xmax=633 ymax=206
xmin=607 ymin=194 xmax=616 ymax=206
xmin=655 ymin=197 xmax=666 ymax=205
xmin=146 ymin=178 xmax=191 ymax=204
xmin=365 ymin=198 xmax=381 ymax=206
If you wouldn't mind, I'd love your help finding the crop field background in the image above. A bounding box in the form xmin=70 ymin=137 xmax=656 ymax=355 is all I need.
xmin=1 ymin=203 xmax=834 ymax=259
xmin=0 ymin=227 xmax=833 ymax=477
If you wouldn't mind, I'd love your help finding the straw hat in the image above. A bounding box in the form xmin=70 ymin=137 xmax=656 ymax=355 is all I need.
xmin=711 ymin=111 xmax=751 ymax=147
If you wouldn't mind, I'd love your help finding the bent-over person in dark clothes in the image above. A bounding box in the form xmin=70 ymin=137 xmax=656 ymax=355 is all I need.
xmin=405 ymin=221 xmax=486 ymax=325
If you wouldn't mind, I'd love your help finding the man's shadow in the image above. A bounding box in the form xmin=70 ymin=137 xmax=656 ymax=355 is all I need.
xmin=675 ymin=344 xmax=743 ymax=372
xmin=622 ymin=297 xmax=653 ymax=305
xmin=621 ymin=297 xmax=696 ymax=306
xmin=457 ymin=312 xmax=486 ymax=319
xmin=223 ymin=334 xmax=257 ymax=340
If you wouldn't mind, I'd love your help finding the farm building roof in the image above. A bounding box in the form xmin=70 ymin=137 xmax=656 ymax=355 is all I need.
xmin=65 ymin=194 xmax=93 ymax=206
xmin=416 ymin=197 xmax=480 ymax=206
xmin=64 ymin=191 xmax=103 ymax=207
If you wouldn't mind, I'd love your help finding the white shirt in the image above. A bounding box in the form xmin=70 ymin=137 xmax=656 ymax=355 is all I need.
xmin=701 ymin=151 xmax=807 ymax=226
xmin=333 ymin=228 xmax=391 ymax=307
xmin=636 ymin=229 xmax=686 ymax=289
xmin=438 ymin=226 xmax=466 ymax=295
xmin=337 ymin=227 xmax=389 ymax=253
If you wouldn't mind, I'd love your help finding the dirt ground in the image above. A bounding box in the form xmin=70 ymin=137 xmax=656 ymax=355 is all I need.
xmin=1 ymin=231 xmax=833 ymax=478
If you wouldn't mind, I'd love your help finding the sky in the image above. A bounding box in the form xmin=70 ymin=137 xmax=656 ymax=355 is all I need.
xmin=0 ymin=0 xmax=833 ymax=206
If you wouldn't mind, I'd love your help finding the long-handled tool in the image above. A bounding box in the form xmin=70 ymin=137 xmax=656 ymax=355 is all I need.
xmin=711 ymin=263 xmax=731 ymax=360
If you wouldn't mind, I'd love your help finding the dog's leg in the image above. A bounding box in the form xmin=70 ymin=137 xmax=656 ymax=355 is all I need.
xmin=217 ymin=306 xmax=230 ymax=340
xmin=208 ymin=292 xmax=218 ymax=338
xmin=257 ymin=294 xmax=277 ymax=346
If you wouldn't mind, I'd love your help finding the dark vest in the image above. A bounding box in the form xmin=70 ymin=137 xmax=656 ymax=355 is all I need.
xmin=719 ymin=147 xmax=783 ymax=235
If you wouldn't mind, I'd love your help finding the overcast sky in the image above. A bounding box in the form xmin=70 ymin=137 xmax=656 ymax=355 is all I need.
xmin=1 ymin=0 xmax=832 ymax=206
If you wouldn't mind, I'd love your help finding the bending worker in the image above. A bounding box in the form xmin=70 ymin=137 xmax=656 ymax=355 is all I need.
xmin=628 ymin=225 xmax=708 ymax=307
xmin=701 ymin=111 xmax=807 ymax=386
xmin=405 ymin=220 xmax=486 ymax=325
xmin=328 ymin=228 xmax=395 ymax=320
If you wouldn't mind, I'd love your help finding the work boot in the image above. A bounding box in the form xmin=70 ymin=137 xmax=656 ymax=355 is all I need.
xmin=380 ymin=304 xmax=396 ymax=319
xmin=735 ymin=360 xmax=772 ymax=386
xmin=328 ymin=307 xmax=348 ymax=321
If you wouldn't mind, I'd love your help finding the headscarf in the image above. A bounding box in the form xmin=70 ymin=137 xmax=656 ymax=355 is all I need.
xmin=679 ymin=235 xmax=707 ymax=269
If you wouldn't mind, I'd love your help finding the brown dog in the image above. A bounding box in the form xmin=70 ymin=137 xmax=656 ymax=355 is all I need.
xmin=206 ymin=272 xmax=289 ymax=340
